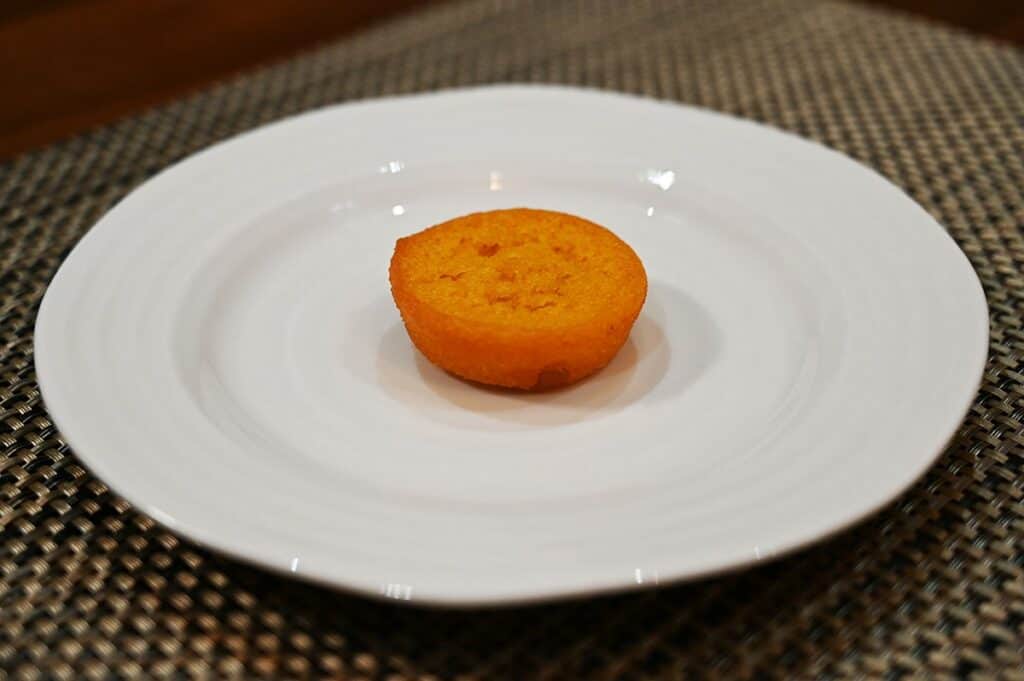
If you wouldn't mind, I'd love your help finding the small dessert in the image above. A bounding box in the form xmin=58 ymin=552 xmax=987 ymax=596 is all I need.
xmin=389 ymin=208 xmax=647 ymax=390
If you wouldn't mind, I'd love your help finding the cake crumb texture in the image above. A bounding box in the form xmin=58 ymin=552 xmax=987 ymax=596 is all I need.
xmin=389 ymin=208 xmax=647 ymax=390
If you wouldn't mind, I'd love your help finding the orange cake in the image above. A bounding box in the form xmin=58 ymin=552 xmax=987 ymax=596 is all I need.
xmin=389 ymin=208 xmax=647 ymax=390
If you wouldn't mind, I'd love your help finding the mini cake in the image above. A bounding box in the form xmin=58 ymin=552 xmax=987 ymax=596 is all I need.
xmin=389 ymin=208 xmax=647 ymax=390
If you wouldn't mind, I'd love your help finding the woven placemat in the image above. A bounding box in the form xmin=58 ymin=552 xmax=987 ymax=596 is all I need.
xmin=3 ymin=0 xmax=1024 ymax=678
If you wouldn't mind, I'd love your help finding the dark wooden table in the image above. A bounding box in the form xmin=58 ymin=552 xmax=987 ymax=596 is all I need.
xmin=2 ymin=0 xmax=1022 ymax=161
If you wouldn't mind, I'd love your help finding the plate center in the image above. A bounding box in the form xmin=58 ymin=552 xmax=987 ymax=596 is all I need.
xmin=178 ymin=161 xmax=829 ymax=506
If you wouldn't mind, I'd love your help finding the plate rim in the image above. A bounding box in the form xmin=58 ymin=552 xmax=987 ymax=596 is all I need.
xmin=34 ymin=84 xmax=990 ymax=607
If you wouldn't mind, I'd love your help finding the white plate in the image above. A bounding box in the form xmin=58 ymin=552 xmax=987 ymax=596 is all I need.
xmin=35 ymin=86 xmax=988 ymax=606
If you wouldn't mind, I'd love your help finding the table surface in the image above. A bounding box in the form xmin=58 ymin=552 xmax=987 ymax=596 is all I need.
xmin=2 ymin=0 xmax=1024 ymax=678
xmin=2 ymin=0 xmax=1024 ymax=161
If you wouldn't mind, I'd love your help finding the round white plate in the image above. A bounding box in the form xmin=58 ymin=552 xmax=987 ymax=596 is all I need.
xmin=36 ymin=86 xmax=988 ymax=606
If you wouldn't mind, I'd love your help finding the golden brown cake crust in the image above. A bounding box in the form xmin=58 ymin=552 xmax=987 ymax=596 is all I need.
xmin=389 ymin=208 xmax=647 ymax=390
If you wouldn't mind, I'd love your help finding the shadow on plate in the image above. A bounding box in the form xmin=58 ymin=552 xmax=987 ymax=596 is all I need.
xmin=375 ymin=281 xmax=722 ymax=426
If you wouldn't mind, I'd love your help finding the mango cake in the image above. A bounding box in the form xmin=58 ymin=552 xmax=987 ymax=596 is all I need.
xmin=389 ymin=208 xmax=647 ymax=390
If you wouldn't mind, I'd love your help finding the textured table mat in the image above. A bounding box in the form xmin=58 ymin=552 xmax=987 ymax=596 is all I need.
xmin=3 ymin=0 xmax=1024 ymax=678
